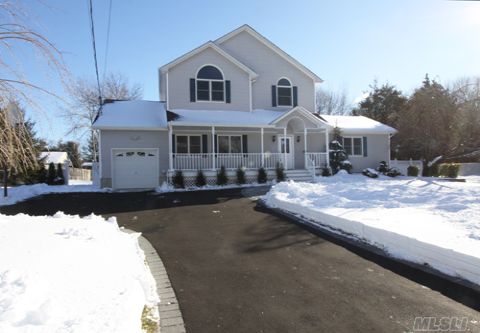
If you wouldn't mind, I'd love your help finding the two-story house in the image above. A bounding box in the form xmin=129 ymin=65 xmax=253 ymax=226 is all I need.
xmin=93 ymin=25 xmax=396 ymax=190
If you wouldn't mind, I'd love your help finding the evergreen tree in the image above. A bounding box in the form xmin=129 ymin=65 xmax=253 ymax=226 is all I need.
xmin=195 ymin=170 xmax=206 ymax=187
xmin=257 ymin=167 xmax=267 ymax=184
xmin=56 ymin=163 xmax=65 ymax=185
xmin=46 ymin=162 xmax=56 ymax=185
xmin=216 ymin=166 xmax=228 ymax=186
xmin=236 ymin=167 xmax=246 ymax=185
xmin=352 ymin=81 xmax=407 ymax=128
xmin=82 ymin=132 xmax=97 ymax=162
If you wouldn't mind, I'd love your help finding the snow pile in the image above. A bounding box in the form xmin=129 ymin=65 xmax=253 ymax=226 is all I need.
xmin=265 ymin=175 xmax=480 ymax=285
xmin=0 ymin=212 xmax=158 ymax=332
xmin=0 ymin=183 xmax=108 ymax=207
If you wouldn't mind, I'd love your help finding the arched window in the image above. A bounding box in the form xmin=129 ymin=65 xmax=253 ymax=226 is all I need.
xmin=277 ymin=78 xmax=292 ymax=106
xmin=196 ymin=65 xmax=224 ymax=102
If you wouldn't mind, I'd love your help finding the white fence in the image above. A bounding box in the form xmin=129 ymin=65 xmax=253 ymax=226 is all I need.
xmin=458 ymin=163 xmax=480 ymax=176
xmin=390 ymin=159 xmax=423 ymax=176
xmin=69 ymin=168 xmax=91 ymax=181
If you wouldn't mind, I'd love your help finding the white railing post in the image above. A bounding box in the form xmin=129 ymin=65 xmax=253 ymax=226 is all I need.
xmin=283 ymin=127 xmax=287 ymax=169
xmin=304 ymin=127 xmax=307 ymax=169
xmin=168 ymin=125 xmax=173 ymax=171
xmin=261 ymin=127 xmax=264 ymax=167
xmin=325 ymin=130 xmax=330 ymax=167
xmin=211 ymin=126 xmax=216 ymax=171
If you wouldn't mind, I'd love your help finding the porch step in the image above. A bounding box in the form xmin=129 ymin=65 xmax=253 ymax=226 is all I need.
xmin=284 ymin=169 xmax=314 ymax=183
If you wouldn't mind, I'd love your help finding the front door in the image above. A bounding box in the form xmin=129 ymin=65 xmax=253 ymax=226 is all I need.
xmin=279 ymin=135 xmax=294 ymax=169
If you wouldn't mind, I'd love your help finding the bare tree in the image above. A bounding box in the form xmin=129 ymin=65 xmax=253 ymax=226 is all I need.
xmin=0 ymin=1 xmax=65 ymax=196
xmin=63 ymin=73 xmax=142 ymax=161
xmin=316 ymin=87 xmax=350 ymax=115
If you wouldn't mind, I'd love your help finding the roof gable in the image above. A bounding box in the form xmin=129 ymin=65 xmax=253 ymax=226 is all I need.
xmin=215 ymin=25 xmax=322 ymax=83
xmin=270 ymin=106 xmax=330 ymax=128
xmin=159 ymin=41 xmax=257 ymax=78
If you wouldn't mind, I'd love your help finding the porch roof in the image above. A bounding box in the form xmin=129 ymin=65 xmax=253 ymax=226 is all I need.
xmin=169 ymin=109 xmax=286 ymax=128
xmin=318 ymin=115 xmax=397 ymax=135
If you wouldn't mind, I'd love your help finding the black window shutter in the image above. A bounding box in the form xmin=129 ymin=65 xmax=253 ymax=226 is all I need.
xmin=202 ymin=134 xmax=208 ymax=153
xmin=242 ymin=135 xmax=248 ymax=153
xmin=293 ymin=86 xmax=298 ymax=107
xmin=214 ymin=135 xmax=218 ymax=153
xmin=190 ymin=78 xmax=196 ymax=102
xmin=271 ymin=85 xmax=277 ymax=107
xmin=363 ymin=137 xmax=368 ymax=157
xmin=225 ymin=80 xmax=231 ymax=103
xmin=172 ymin=134 xmax=176 ymax=154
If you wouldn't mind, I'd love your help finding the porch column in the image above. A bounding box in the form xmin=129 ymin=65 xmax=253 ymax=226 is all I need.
xmin=260 ymin=127 xmax=264 ymax=167
xmin=283 ymin=127 xmax=287 ymax=169
xmin=325 ymin=130 xmax=330 ymax=167
xmin=168 ymin=125 xmax=173 ymax=171
xmin=304 ymin=127 xmax=307 ymax=168
xmin=211 ymin=126 xmax=216 ymax=171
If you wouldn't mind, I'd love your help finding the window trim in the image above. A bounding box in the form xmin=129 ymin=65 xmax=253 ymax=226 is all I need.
xmin=175 ymin=135 xmax=203 ymax=154
xmin=217 ymin=135 xmax=243 ymax=154
xmin=342 ymin=136 xmax=363 ymax=156
xmin=276 ymin=77 xmax=293 ymax=107
xmin=195 ymin=64 xmax=226 ymax=103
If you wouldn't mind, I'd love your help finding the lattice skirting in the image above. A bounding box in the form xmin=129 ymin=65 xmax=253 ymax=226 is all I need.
xmin=167 ymin=170 xmax=276 ymax=187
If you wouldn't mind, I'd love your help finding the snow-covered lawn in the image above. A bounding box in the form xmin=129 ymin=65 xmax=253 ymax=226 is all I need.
xmin=265 ymin=174 xmax=480 ymax=285
xmin=0 ymin=183 xmax=107 ymax=207
xmin=0 ymin=212 xmax=158 ymax=332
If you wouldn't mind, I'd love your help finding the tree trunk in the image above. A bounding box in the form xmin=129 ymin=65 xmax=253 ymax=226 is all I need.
xmin=3 ymin=165 xmax=8 ymax=197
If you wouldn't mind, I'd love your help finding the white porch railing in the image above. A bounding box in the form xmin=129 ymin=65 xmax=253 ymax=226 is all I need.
xmin=173 ymin=153 xmax=285 ymax=170
xmin=304 ymin=152 xmax=328 ymax=169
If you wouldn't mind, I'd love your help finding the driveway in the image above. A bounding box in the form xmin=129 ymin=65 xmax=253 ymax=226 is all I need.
xmin=2 ymin=188 xmax=479 ymax=333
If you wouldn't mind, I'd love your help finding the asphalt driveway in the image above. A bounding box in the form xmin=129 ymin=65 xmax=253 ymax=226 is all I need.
xmin=2 ymin=188 xmax=479 ymax=333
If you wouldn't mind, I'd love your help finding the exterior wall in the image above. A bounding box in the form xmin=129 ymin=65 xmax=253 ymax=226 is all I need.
xmin=159 ymin=70 xmax=166 ymax=101
xmin=167 ymin=48 xmax=250 ymax=111
xmin=218 ymin=31 xmax=316 ymax=112
xmin=99 ymin=130 xmax=169 ymax=187
xmin=344 ymin=134 xmax=390 ymax=173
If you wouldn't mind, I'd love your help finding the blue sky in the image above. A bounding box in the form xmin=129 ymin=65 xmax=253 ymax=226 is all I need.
xmin=18 ymin=0 xmax=480 ymax=145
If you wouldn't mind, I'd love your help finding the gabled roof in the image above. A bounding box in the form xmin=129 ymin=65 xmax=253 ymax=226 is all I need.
xmin=270 ymin=106 xmax=331 ymax=128
xmin=319 ymin=115 xmax=397 ymax=134
xmin=159 ymin=41 xmax=258 ymax=78
xmin=215 ymin=24 xmax=323 ymax=83
xmin=92 ymin=100 xmax=168 ymax=130
xmin=39 ymin=152 xmax=69 ymax=165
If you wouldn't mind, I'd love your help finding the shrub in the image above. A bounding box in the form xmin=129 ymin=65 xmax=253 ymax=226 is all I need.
xmin=46 ymin=162 xmax=56 ymax=185
xmin=339 ymin=160 xmax=353 ymax=174
xmin=55 ymin=163 xmax=65 ymax=185
xmin=407 ymin=165 xmax=419 ymax=177
xmin=172 ymin=170 xmax=185 ymax=188
xmin=321 ymin=166 xmax=332 ymax=177
xmin=438 ymin=163 xmax=460 ymax=178
xmin=195 ymin=170 xmax=206 ymax=187
xmin=35 ymin=164 xmax=48 ymax=183
xmin=275 ymin=163 xmax=285 ymax=182
xmin=425 ymin=164 xmax=439 ymax=177
xmin=236 ymin=167 xmax=246 ymax=185
xmin=216 ymin=166 xmax=228 ymax=186
xmin=257 ymin=167 xmax=267 ymax=184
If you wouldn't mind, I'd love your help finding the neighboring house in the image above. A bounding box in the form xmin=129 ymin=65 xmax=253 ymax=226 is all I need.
xmin=39 ymin=152 xmax=72 ymax=168
xmin=93 ymin=25 xmax=396 ymax=190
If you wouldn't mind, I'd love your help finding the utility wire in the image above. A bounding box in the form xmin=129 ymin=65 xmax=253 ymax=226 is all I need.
xmin=87 ymin=0 xmax=102 ymax=106
xmin=103 ymin=0 xmax=113 ymax=80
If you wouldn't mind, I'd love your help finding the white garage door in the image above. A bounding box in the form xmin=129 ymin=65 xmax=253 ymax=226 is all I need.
xmin=112 ymin=149 xmax=159 ymax=189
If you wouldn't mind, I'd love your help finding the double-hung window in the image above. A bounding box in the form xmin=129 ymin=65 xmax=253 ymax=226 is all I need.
xmin=218 ymin=135 xmax=242 ymax=154
xmin=176 ymin=135 xmax=202 ymax=154
xmin=342 ymin=137 xmax=363 ymax=156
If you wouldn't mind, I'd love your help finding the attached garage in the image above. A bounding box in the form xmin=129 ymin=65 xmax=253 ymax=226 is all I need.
xmin=112 ymin=148 xmax=159 ymax=190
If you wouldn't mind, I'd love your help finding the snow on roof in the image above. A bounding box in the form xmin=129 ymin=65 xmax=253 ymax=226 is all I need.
xmin=169 ymin=109 xmax=288 ymax=127
xmin=320 ymin=115 xmax=397 ymax=134
xmin=39 ymin=151 xmax=69 ymax=164
xmin=92 ymin=100 xmax=168 ymax=130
